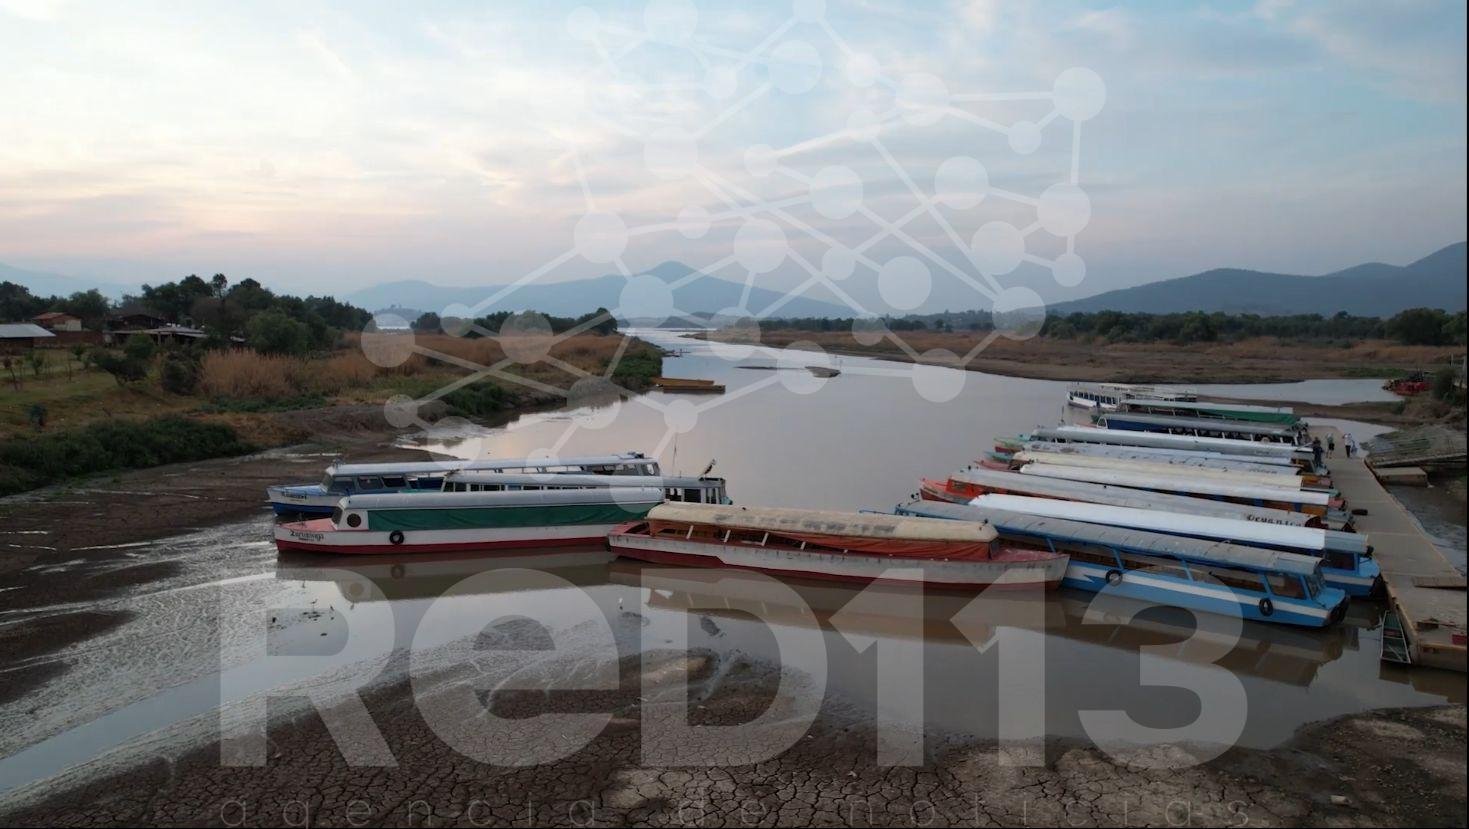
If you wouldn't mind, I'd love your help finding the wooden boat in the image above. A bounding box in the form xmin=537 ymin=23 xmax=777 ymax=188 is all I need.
xmin=274 ymin=487 xmax=666 ymax=554
xmin=606 ymin=503 xmax=1068 ymax=589
xmin=969 ymin=493 xmax=1379 ymax=596
xmin=267 ymin=452 xmax=661 ymax=515
xmin=651 ymin=376 xmax=726 ymax=393
xmin=895 ymin=501 xmax=1349 ymax=627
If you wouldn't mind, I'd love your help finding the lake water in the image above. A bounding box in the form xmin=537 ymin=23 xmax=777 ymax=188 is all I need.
xmin=1 ymin=330 xmax=1461 ymax=802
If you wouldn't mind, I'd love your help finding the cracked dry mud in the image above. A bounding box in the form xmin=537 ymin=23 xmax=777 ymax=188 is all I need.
xmin=1 ymin=648 xmax=1463 ymax=828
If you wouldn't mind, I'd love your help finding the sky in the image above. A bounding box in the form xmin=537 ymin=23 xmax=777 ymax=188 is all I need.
xmin=0 ymin=0 xmax=1465 ymax=315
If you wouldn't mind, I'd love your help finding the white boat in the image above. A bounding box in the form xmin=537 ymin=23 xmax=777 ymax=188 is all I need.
xmin=966 ymin=494 xmax=1379 ymax=596
xmin=267 ymin=452 xmax=663 ymax=515
xmin=1017 ymin=463 xmax=1335 ymax=510
xmin=1010 ymin=449 xmax=1310 ymax=489
xmin=1027 ymin=425 xmax=1312 ymax=461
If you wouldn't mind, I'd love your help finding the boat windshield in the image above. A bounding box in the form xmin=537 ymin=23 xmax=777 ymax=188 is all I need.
xmin=1303 ymin=572 xmax=1324 ymax=599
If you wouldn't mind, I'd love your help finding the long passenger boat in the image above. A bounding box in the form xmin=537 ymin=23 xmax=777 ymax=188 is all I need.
xmin=1117 ymin=398 xmax=1298 ymax=425
xmin=995 ymin=441 xmax=1326 ymax=483
xmin=1012 ymin=426 xmax=1315 ymax=464
xmin=968 ymin=494 xmax=1378 ymax=596
xmin=440 ymin=471 xmax=732 ymax=504
xmin=1066 ymin=383 xmax=1197 ymax=411
xmin=267 ymin=452 xmax=662 ymax=515
xmin=1003 ymin=450 xmax=1322 ymax=491
xmin=1017 ymin=462 xmax=1342 ymax=516
xmin=894 ymin=501 xmax=1349 ymax=627
xmin=920 ymin=467 xmax=1326 ymax=528
xmin=274 ymin=487 xmax=666 ymax=554
xmin=1095 ymin=412 xmax=1303 ymax=443
xmin=606 ymin=503 xmax=1068 ymax=589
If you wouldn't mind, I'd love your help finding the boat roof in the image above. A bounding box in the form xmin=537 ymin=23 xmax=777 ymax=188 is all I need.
xmin=445 ymin=471 xmax=723 ymax=488
xmin=343 ymin=486 xmax=666 ymax=510
xmin=646 ymin=503 xmax=997 ymax=542
xmin=1124 ymin=398 xmax=1293 ymax=416
xmin=1019 ymin=462 xmax=1332 ymax=505
xmin=971 ymin=493 xmax=1329 ymax=552
xmin=951 ymin=467 xmax=1315 ymax=526
xmin=1098 ymin=412 xmax=1299 ymax=436
xmin=1012 ymin=450 xmax=1306 ymax=488
xmin=894 ymin=501 xmax=1322 ymax=577
xmin=1033 ymin=426 xmax=1310 ymax=458
xmin=1017 ymin=441 xmax=1300 ymax=469
xmin=325 ymin=453 xmax=655 ymax=477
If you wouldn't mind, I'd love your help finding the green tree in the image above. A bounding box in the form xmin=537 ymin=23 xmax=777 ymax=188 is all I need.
xmin=92 ymin=349 xmax=147 ymax=385
xmin=160 ymin=352 xmax=201 ymax=394
xmin=246 ymin=310 xmax=311 ymax=355
xmin=124 ymin=333 xmax=157 ymax=362
xmin=1386 ymin=308 xmax=1449 ymax=346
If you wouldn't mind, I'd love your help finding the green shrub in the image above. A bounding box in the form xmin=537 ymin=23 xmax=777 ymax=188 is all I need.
xmin=124 ymin=333 xmax=157 ymax=362
xmin=611 ymin=349 xmax=661 ymax=389
xmin=442 ymin=382 xmax=511 ymax=417
xmin=246 ymin=310 xmax=312 ymax=356
xmin=91 ymin=349 xmax=148 ymax=385
xmin=0 ymin=416 xmax=256 ymax=496
xmin=160 ymin=352 xmax=201 ymax=394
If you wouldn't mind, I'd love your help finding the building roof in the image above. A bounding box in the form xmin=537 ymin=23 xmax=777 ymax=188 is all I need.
xmin=32 ymin=311 xmax=79 ymax=321
xmin=0 ymin=323 xmax=56 ymax=339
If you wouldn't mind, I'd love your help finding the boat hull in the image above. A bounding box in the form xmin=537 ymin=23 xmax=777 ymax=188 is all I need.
xmin=607 ymin=532 xmax=1066 ymax=590
xmin=1062 ymin=560 xmax=1344 ymax=628
xmin=274 ymin=519 xmax=621 ymax=554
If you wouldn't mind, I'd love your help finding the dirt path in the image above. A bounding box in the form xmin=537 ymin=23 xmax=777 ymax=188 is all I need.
xmin=0 ymin=646 xmax=1461 ymax=827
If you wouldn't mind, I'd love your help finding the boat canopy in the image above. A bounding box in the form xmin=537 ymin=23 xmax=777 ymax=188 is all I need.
xmin=324 ymin=452 xmax=658 ymax=478
xmin=950 ymin=467 xmax=1315 ymax=526
xmin=1019 ymin=462 xmax=1332 ymax=506
xmin=1119 ymin=398 xmax=1297 ymax=424
xmin=1031 ymin=426 xmax=1310 ymax=459
xmin=646 ymin=503 xmax=997 ymax=542
xmin=444 ymin=471 xmax=720 ymax=489
xmin=342 ymin=486 xmax=665 ymax=511
xmin=1097 ymin=412 xmax=1299 ymax=438
xmin=1012 ymin=450 xmax=1306 ymax=488
xmin=896 ymin=500 xmax=1323 ymax=577
xmin=1015 ymin=441 xmax=1301 ymax=470
xmin=970 ymin=493 xmax=1329 ymax=552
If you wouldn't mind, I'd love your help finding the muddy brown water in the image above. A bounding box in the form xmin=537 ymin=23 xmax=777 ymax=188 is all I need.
xmin=0 ymin=329 xmax=1463 ymax=803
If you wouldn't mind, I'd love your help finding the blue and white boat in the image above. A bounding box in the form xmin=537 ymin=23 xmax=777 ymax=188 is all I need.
xmin=894 ymin=500 xmax=1350 ymax=627
xmin=967 ymin=493 xmax=1379 ymax=596
xmin=267 ymin=452 xmax=662 ymax=515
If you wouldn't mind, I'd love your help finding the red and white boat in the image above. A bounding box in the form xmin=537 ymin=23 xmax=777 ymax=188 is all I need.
xmin=606 ymin=503 xmax=1067 ymax=589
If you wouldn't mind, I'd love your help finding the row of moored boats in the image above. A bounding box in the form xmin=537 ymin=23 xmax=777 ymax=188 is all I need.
xmin=265 ymin=386 xmax=1373 ymax=629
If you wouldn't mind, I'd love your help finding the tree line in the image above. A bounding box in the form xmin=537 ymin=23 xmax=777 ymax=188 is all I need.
xmin=759 ymin=308 xmax=1467 ymax=347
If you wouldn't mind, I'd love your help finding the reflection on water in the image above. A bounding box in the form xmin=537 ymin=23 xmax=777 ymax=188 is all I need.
xmin=272 ymin=548 xmax=1463 ymax=752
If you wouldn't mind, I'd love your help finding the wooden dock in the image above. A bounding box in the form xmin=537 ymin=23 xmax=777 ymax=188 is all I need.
xmin=1316 ymin=426 xmax=1467 ymax=672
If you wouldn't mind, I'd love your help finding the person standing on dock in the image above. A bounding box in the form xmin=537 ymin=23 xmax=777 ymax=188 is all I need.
xmin=1327 ymin=434 xmax=1336 ymax=455
xmin=1311 ymin=437 xmax=1324 ymax=469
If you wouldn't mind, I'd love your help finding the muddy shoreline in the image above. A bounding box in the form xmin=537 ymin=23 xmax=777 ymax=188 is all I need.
xmin=0 ymin=644 xmax=1462 ymax=827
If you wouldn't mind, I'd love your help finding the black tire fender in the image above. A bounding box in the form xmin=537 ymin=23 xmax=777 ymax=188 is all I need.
xmin=1259 ymin=597 xmax=1274 ymax=617
xmin=1105 ymin=569 xmax=1123 ymax=586
xmin=389 ymin=530 xmax=405 ymax=546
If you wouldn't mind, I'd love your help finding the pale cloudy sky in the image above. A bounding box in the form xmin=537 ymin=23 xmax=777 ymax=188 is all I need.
xmin=0 ymin=0 xmax=1464 ymax=312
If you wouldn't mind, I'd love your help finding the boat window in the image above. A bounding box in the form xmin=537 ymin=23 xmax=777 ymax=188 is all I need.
xmin=382 ymin=475 xmax=406 ymax=488
xmin=331 ymin=507 xmax=343 ymax=524
xmin=357 ymin=476 xmax=383 ymax=490
xmin=1266 ymin=572 xmax=1306 ymax=599
xmin=1303 ymin=573 xmax=1324 ymax=598
xmin=1323 ymin=551 xmax=1356 ymax=571
xmin=684 ymin=488 xmax=702 ymax=503
xmin=1204 ymin=567 xmax=1266 ymax=594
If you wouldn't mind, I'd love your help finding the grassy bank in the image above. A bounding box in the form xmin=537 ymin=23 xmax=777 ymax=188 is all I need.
xmin=0 ymin=416 xmax=256 ymax=496
xmin=709 ymin=328 xmax=1466 ymax=385
xmin=0 ymin=333 xmax=662 ymax=494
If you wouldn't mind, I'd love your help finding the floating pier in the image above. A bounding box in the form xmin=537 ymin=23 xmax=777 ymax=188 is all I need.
xmin=1317 ymin=426 xmax=1467 ymax=672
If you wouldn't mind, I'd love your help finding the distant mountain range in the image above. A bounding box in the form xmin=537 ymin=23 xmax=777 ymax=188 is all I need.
xmin=0 ymin=262 xmax=135 ymax=300
xmin=344 ymin=261 xmax=852 ymax=321
xmin=1052 ymin=242 xmax=1466 ymax=317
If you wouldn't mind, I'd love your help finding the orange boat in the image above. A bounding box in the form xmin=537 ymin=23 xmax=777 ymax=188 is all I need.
xmin=607 ymin=503 xmax=1067 ymax=589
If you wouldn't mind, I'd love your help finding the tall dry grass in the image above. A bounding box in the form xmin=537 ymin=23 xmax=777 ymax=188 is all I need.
xmin=201 ymin=333 xmax=644 ymax=401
